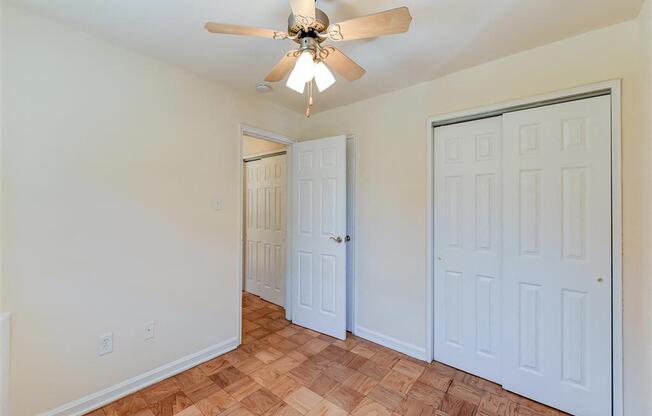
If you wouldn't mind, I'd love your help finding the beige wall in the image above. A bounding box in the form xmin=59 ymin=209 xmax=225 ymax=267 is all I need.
xmin=242 ymin=134 xmax=286 ymax=158
xmin=303 ymin=14 xmax=652 ymax=415
xmin=1 ymin=4 xmax=302 ymax=415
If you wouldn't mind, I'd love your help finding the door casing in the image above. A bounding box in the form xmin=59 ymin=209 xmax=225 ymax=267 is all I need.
xmin=426 ymin=79 xmax=623 ymax=416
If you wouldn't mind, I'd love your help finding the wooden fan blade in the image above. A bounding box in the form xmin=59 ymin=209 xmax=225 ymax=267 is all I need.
xmin=328 ymin=6 xmax=412 ymax=41
xmin=265 ymin=51 xmax=299 ymax=82
xmin=204 ymin=22 xmax=286 ymax=39
xmin=320 ymin=47 xmax=366 ymax=81
xmin=290 ymin=0 xmax=315 ymax=18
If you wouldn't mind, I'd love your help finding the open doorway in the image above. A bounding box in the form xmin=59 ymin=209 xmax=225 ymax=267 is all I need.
xmin=237 ymin=126 xmax=357 ymax=345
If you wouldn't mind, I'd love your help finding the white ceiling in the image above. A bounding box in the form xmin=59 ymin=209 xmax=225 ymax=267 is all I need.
xmin=10 ymin=0 xmax=643 ymax=113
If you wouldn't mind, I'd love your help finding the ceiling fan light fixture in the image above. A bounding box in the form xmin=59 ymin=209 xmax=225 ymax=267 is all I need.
xmin=314 ymin=61 xmax=335 ymax=92
xmin=286 ymin=67 xmax=306 ymax=94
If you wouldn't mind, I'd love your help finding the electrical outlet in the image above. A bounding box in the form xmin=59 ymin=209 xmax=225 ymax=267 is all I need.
xmin=98 ymin=333 xmax=113 ymax=356
xmin=144 ymin=321 xmax=155 ymax=340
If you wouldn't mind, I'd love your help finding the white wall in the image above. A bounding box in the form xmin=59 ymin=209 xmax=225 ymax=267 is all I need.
xmin=1 ymin=4 xmax=302 ymax=416
xmin=303 ymin=14 xmax=652 ymax=416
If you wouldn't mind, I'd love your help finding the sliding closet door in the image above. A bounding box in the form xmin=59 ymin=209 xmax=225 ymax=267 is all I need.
xmin=245 ymin=155 xmax=287 ymax=307
xmin=501 ymin=96 xmax=612 ymax=416
xmin=434 ymin=117 xmax=503 ymax=383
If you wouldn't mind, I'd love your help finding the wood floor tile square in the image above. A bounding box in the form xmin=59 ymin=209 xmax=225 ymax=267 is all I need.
xmin=250 ymin=365 xmax=284 ymax=388
xmin=299 ymin=339 xmax=329 ymax=356
xmin=367 ymin=385 xmax=405 ymax=411
xmin=337 ymin=351 xmax=368 ymax=370
xmin=307 ymin=375 xmax=339 ymax=397
xmin=359 ymin=360 xmax=392 ymax=381
xmin=439 ymin=394 xmax=477 ymax=416
xmin=398 ymin=396 xmax=437 ymax=416
xmin=370 ymin=350 xmax=401 ymax=369
xmin=284 ymin=387 xmax=323 ymax=414
xmin=380 ymin=370 xmax=416 ymax=395
xmin=180 ymin=379 xmax=222 ymax=403
xmin=476 ymin=392 xmax=510 ymax=416
xmin=350 ymin=342 xmax=379 ymax=359
xmin=176 ymin=368 xmax=211 ymax=392
xmin=199 ymin=357 xmax=232 ymax=377
xmin=406 ymin=381 xmax=445 ymax=408
xmin=102 ymin=393 xmax=149 ymax=416
xmin=288 ymin=332 xmax=313 ymax=346
xmin=224 ymin=376 xmax=262 ymax=401
xmin=225 ymin=350 xmax=252 ymax=366
xmin=448 ymin=381 xmax=483 ymax=405
xmin=268 ymin=356 xmax=301 ymax=375
xmin=263 ymin=403 xmax=303 ymax=416
xmin=211 ymin=367 xmax=247 ymax=389
xmin=255 ymin=348 xmax=285 ymax=364
xmin=322 ymin=364 xmax=356 ymax=383
xmin=304 ymin=400 xmax=347 ymax=416
xmin=195 ymin=389 xmax=237 ymax=416
xmin=235 ymin=357 xmax=266 ymax=375
xmin=85 ymin=410 xmax=105 ymax=416
xmin=148 ymin=392 xmax=193 ymax=416
xmin=240 ymin=389 xmax=282 ymax=416
xmin=318 ymin=345 xmax=347 ymax=361
xmin=142 ymin=379 xmax=181 ymax=405
xmin=342 ymin=372 xmax=378 ymax=395
xmin=268 ymin=375 xmax=302 ymax=399
xmin=417 ymin=367 xmax=453 ymax=392
xmin=217 ymin=404 xmax=257 ymax=416
xmin=392 ymin=359 xmax=425 ymax=379
xmin=350 ymin=398 xmax=391 ymax=416
xmin=175 ymin=406 xmax=203 ymax=416
xmin=288 ymin=364 xmax=322 ymax=386
xmin=324 ymin=384 xmax=365 ymax=412
xmin=276 ymin=326 xmax=300 ymax=338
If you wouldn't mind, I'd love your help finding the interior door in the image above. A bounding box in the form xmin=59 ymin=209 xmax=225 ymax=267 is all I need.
xmin=292 ymin=136 xmax=347 ymax=339
xmin=434 ymin=117 xmax=503 ymax=383
xmin=501 ymin=96 xmax=612 ymax=416
xmin=245 ymin=154 xmax=287 ymax=306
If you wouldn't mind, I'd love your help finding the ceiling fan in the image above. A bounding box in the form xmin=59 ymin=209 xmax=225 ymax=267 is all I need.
xmin=205 ymin=0 xmax=412 ymax=117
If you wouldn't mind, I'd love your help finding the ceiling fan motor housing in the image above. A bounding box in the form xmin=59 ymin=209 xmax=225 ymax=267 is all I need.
xmin=288 ymin=8 xmax=330 ymax=42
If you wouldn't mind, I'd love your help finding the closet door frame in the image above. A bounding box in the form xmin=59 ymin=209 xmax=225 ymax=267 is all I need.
xmin=425 ymin=79 xmax=623 ymax=416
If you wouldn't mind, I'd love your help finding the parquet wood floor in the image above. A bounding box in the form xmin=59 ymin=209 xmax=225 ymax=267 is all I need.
xmin=86 ymin=293 xmax=570 ymax=416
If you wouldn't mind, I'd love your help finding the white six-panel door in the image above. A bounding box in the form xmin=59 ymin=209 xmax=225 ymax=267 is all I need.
xmin=501 ymin=96 xmax=612 ymax=416
xmin=434 ymin=117 xmax=503 ymax=383
xmin=292 ymin=136 xmax=347 ymax=340
xmin=245 ymin=154 xmax=287 ymax=307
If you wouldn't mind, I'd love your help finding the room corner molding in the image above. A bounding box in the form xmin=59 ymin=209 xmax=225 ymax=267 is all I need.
xmin=40 ymin=337 xmax=239 ymax=416
xmin=353 ymin=325 xmax=427 ymax=361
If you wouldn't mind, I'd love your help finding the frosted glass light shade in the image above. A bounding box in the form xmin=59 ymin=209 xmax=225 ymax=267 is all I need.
xmin=294 ymin=50 xmax=316 ymax=82
xmin=314 ymin=62 xmax=335 ymax=92
xmin=286 ymin=67 xmax=306 ymax=94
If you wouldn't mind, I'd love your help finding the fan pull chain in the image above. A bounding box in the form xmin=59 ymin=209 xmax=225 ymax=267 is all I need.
xmin=305 ymin=81 xmax=314 ymax=118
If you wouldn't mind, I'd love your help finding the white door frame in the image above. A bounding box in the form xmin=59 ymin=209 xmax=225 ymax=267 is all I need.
xmin=425 ymin=79 xmax=623 ymax=416
xmin=237 ymin=127 xmax=359 ymax=341
xmin=238 ymin=124 xmax=295 ymax=343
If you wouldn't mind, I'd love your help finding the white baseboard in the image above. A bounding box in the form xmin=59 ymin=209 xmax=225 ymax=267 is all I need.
xmin=354 ymin=325 xmax=427 ymax=361
xmin=0 ymin=313 xmax=10 ymax=416
xmin=41 ymin=337 xmax=239 ymax=416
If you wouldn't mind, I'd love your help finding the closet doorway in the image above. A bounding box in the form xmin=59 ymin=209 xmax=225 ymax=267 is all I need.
xmin=427 ymin=81 xmax=623 ymax=416
xmin=242 ymin=133 xmax=289 ymax=307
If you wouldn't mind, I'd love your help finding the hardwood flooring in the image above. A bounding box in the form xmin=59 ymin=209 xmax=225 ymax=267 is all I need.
xmin=86 ymin=293 xmax=569 ymax=416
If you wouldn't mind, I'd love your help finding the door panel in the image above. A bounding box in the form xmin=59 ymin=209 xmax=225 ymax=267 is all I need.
xmin=292 ymin=136 xmax=347 ymax=339
xmin=434 ymin=117 xmax=503 ymax=383
xmin=244 ymin=155 xmax=287 ymax=306
xmin=501 ymin=96 xmax=611 ymax=416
